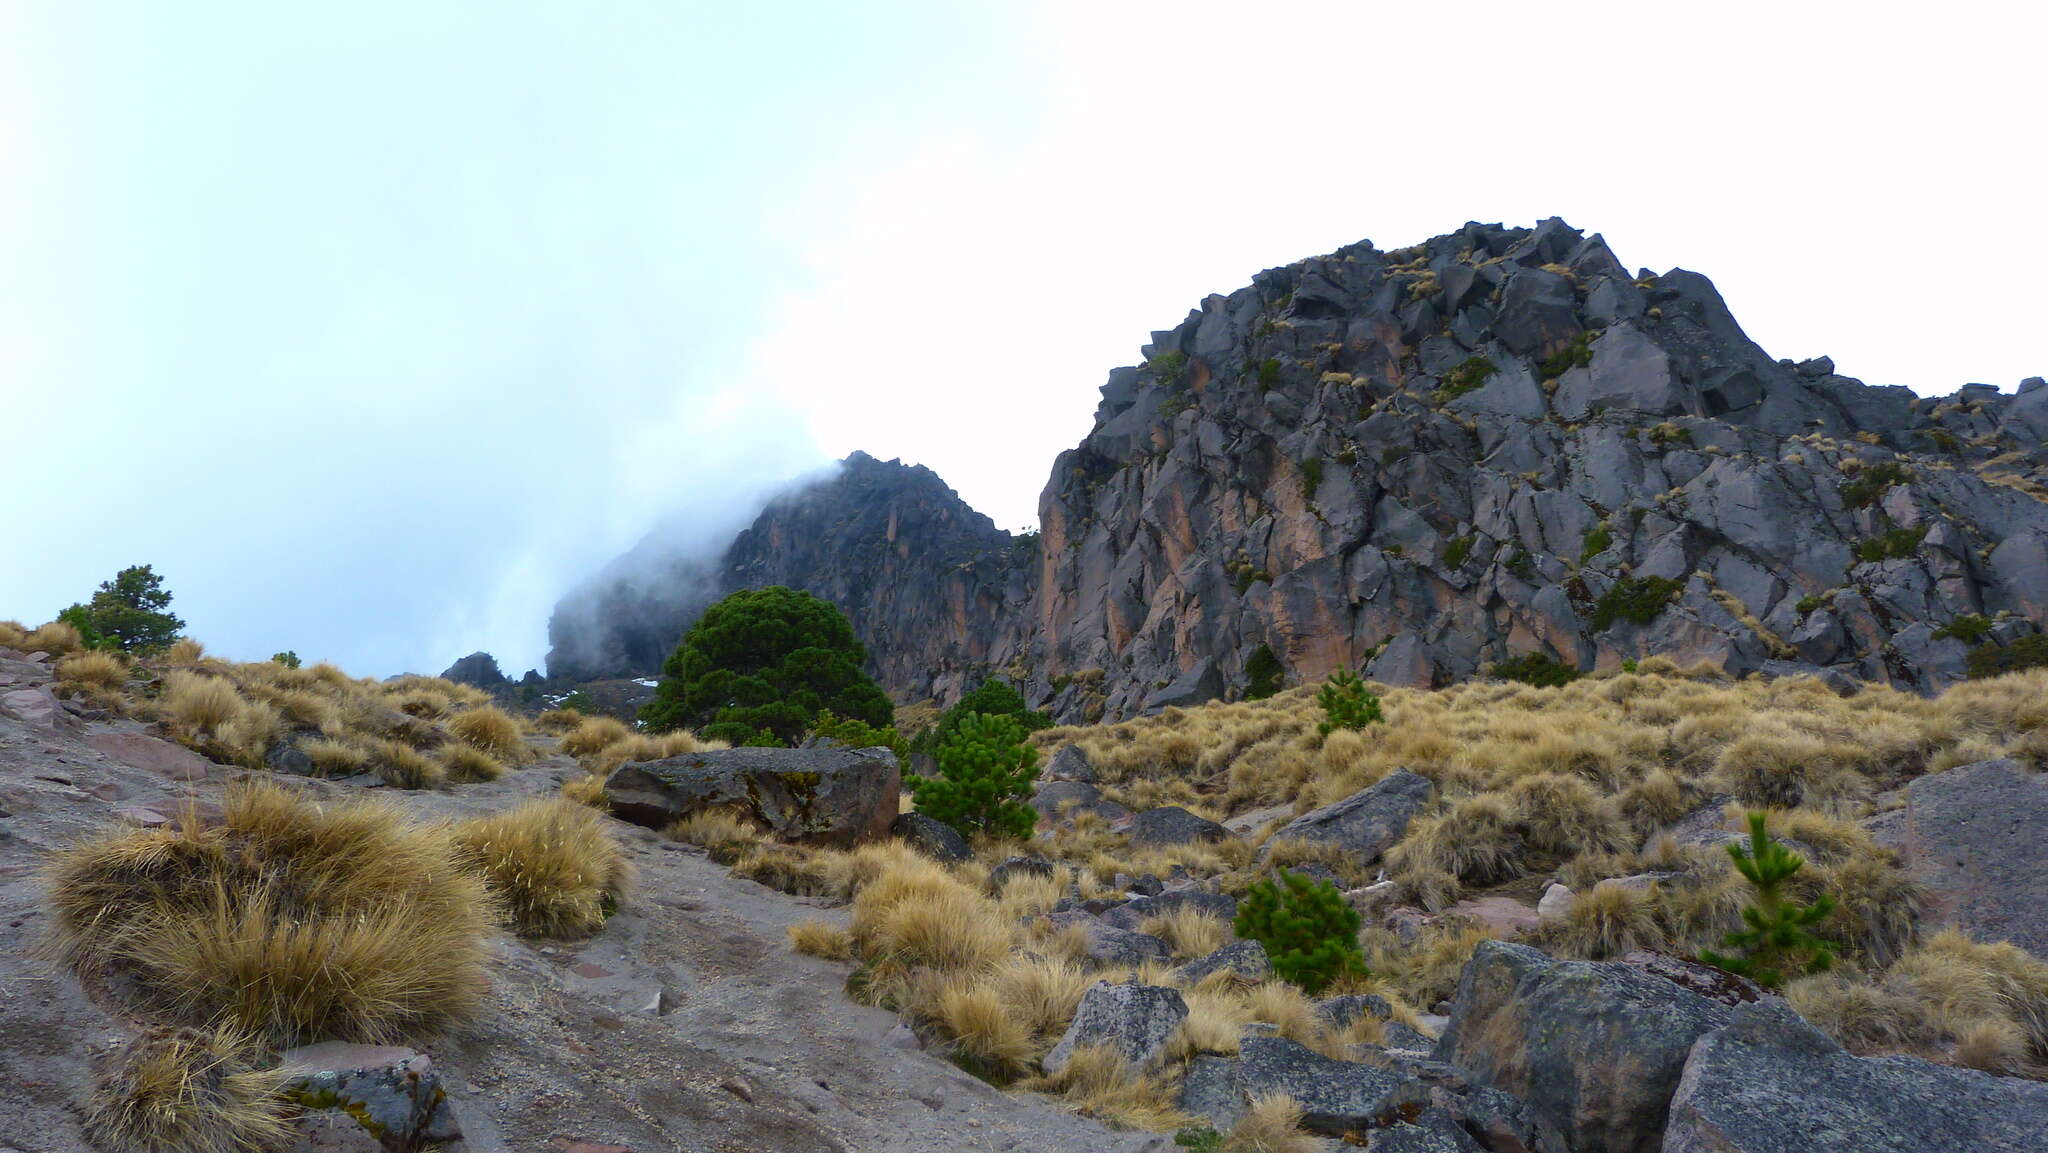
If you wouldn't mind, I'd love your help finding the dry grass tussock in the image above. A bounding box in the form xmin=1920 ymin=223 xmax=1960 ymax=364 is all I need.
xmin=1790 ymin=930 xmax=2048 ymax=1076
xmin=451 ymin=797 xmax=631 ymax=938
xmin=82 ymin=1025 xmax=294 ymax=1153
xmin=45 ymin=779 xmax=496 ymax=1044
xmin=447 ymin=704 xmax=528 ymax=763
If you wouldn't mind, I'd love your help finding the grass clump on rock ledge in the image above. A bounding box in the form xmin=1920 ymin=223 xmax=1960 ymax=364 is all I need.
xmin=1589 ymin=575 xmax=1682 ymax=630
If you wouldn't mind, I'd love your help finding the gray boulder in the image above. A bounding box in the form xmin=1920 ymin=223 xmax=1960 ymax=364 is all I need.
xmin=989 ymin=855 xmax=1058 ymax=890
xmin=1879 ymin=758 xmax=2047 ymax=956
xmin=604 ymin=746 xmax=900 ymax=848
xmin=1142 ymin=658 xmax=1223 ymax=712
xmin=1263 ymin=769 xmax=1434 ymax=864
xmin=278 ymin=1041 xmax=462 ymax=1148
xmin=1231 ymin=1035 xmax=1409 ymax=1135
xmin=1128 ymin=805 xmax=1232 ymax=847
xmin=890 ymin=811 xmax=970 ymax=863
xmin=1663 ymin=1001 xmax=2048 ymax=1153
xmin=1435 ymin=940 xmax=1734 ymax=1153
xmin=439 ymin=650 xmax=507 ymax=687
xmin=1043 ymin=744 xmax=1096 ymax=782
xmin=1365 ymin=1109 xmax=1485 ymax=1153
xmin=1042 ymin=910 xmax=1172 ymax=967
xmin=1173 ymin=940 xmax=1269 ymax=985
xmin=1042 ymin=980 xmax=1187 ymax=1076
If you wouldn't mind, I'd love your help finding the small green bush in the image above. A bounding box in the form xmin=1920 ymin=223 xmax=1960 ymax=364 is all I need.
xmin=1580 ymin=526 xmax=1614 ymax=563
xmin=1491 ymin=652 xmax=1581 ymax=687
xmin=1621 ymin=657 xmax=1638 ymax=674
xmin=1443 ymin=536 xmax=1474 ymax=570
xmin=1149 ymin=350 xmax=1189 ymax=388
xmin=1257 ymin=358 xmax=1282 ymax=390
xmin=1853 ymin=526 xmax=1926 ymax=564
xmin=1648 ymin=422 xmax=1693 ymax=448
xmin=1233 ymin=870 xmax=1367 ymax=993
xmin=1928 ymin=430 xmax=1961 ymax=453
xmin=807 ymin=709 xmax=908 ymax=759
xmin=1539 ymin=330 xmax=1594 ymax=378
xmin=1967 ymin=634 xmax=2048 ymax=679
xmin=271 ymin=651 xmax=301 ymax=669
xmin=1590 ymin=576 xmax=1683 ymax=630
xmin=1433 ymin=356 xmax=1497 ymax=403
xmin=1299 ymin=457 xmax=1324 ymax=496
xmin=1796 ymin=593 xmax=1828 ymax=616
xmin=1316 ymin=668 xmax=1383 ymax=735
xmin=1932 ymin=614 xmax=1992 ymax=645
xmin=1700 ymin=812 xmax=1835 ymax=988
xmin=1841 ymin=461 xmax=1913 ymax=509
xmin=907 ymin=712 xmax=1040 ymax=838
xmin=1244 ymin=644 xmax=1283 ymax=701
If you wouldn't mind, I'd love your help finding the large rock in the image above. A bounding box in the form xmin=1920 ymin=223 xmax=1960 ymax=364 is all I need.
xmin=1173 ymin=940 xmax=1269 ymax=985
xmin=1263 ymin=769 xmax=1434 ymax=864
xmin=1042 ymin=744 xmax=1096 ymax=783
xmin=278 ymin=1041 xmax=462 ymax=1150
xmin=1099 ymin=888 xmax=1237 ymax=931
xmin=1041 ymin=980 xmax=1187 ymax=1076
xmin=1224 ymin=1035 xmax=1409 ymax=1135
xmin=1435 ymin=940 xmax=1734 ymax=1153
xmin=1128 ymin=805 xmax=1231 ymax=847
xmin=1031 ymin=780 xmax=1131 ymax=827
xmin=603 ymin=746 xmax=901 ymax=848
xmin=1879 ymin=758 xmax=2048 ymax=955
xmin=1042 ymin=910 xmax=1172 ymax=968
xmin=890 ymin=811 xmax=970 ymax=863
xmin=438 ymin=650 xmax=507 ymax=687
xmin=1663 ymin=1001 xmax=2048 ymax=1153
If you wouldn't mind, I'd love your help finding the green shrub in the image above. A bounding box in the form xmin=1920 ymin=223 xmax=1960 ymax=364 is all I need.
xmin=807 ymin=709 xmax=908 ymax=759
xmin=1700 ymin=812 xmax=1835 ymax=988
xmin=1491 ymin=652 xmax=1581 ymax=687
xmin=1149 ymin=350 xmax=1189 ymax=388
xmin=1852 ymin=526 xmax=1926 ymax=564
xmin=639 ymin=586 xmax=894 ymax=746
xmin=907 ymin=712 xmax=1039 ymax=838
xmin=1298 ymin=457 xmax=1324 ymax=496
xmin=1232 ymin=871 xmax=1367 ymax=993
xmin=1590 ymin=576 xmax=1683 ymax=630
xmin=1539 ymin=330 xmax=1594 ymax=378
xmin=1257 ymin=358 xmax=1282 ymax=390
xmin=1580 ymin=526 xmax=1614 ymax=563
xmin=1244 ymin=644 xmax=1283 ymax=701
xmin=271 ymin=651 xmax=301 ymax=669
xmin=1647 ymin=422 xmax=1693 ymax=448
xmin=1443 ymin=536 xmax=1474 ymax=570
xmin=1928 ymin=429 xmax=1961 ymax=453
xmin=1316 ymin=668 xmax=1383 ymax=735
xmin=1931 ymin=614 xmax=1992 ymax=645
xmin=1796 ymin=593 xmax=1828 ymax=616
xmin=1967 ymin=634 xmax=2048 ymax=679
xmin=60 ymin=565 xmax=185 ymax=653
xmin=1173 ymin=1128 xmax=1222 ymax=1153
xmin=1433 ymin=356 xmax=1497 ymax=403
xmin=1504 ymin=548 xmax=1536 ymax=581
xmin=1841 ymin=461 xmax=1913 ymax=509
xmin=932 ymin=677 xmax=1048 ymax=747
xmin=1621 ymin=657 xmax=1638 ymax=674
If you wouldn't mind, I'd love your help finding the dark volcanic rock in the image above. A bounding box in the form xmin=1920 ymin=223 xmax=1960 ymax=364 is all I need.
xmin=440 ymin=651 xmax=507 ymax=688
xmin=1879 ymin=757 xmax=2048 ymax=955
xmin=1436 ymin=940 xmax=1734 ymax=1153
xmin=1263 ymin=769 xmax=1434 ymax=864
xmin=1663 ymin=1001 xmax=2048 ymax=1153
xmin=1128 ymin=805 xmax=1232 ymax=847
xmin=1042 ymin=980 xmax=1186 ymax=1076
xmin=604 ymin=746 xmax=901 ymax=848
xmin=1173 ymin=940 xmax=1270 ymax=985
xmin=1031 ymin=780 xmax=1131 ymax=827
xmin=890 ymin=812 xmax=970 ymax=863
xmin=1041 ymin=911 xmax=1172 ymax=968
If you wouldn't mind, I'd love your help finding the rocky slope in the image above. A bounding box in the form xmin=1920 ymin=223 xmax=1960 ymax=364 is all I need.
xmin=550 ymin=219 xmax=2048 ymax=720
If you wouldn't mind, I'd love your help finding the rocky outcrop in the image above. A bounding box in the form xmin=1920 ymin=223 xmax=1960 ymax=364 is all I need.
xmin=603 ymin=746 xmax=901 ymax=848
xmin=1041 ymin=980 xmax=1186 ymax=1076
xmin=547 ymin=452 xmax=1034 ymax=704
xmin=439 ymin=651 xmax=507 ymax=688
xmin=1662 ymin=1001 xmax=2048 ymax=1153
xmin=1263 ymin=769 xmax=1434 ymax=864
xmin=1874 ymin=757 xmax=2048 ymax=955
xmin=1435 ymin=940 xmax=1735 ymax=1153
xmin=556 ymin=220 xmax=2047 ymax=719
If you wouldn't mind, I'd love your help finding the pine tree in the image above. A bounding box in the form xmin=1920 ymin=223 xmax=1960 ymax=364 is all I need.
xmin=1233 ymin=870 xmax=1367 ymax=993
xmin=1699 ymin=811 xmax=1836 ymax=987
xmin=1316 ymin=667 xmax=1383 ymax=735
xmin=63 ymin=564 xmax=185 ymax=653
xmin=907 ymin=711 xmax=1040 ymax=838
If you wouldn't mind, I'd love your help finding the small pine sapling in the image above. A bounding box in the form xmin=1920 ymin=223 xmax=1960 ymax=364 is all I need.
xmin=907 ymin=711 xmax=1040 ymax=838
xmin=1232 ymin=870 xmax=1367 ymax=993
xmin=1699 ymin=811 xmax=1836 ymax=987
xmin=1316 ymin=667 xmax=1384 ymax=735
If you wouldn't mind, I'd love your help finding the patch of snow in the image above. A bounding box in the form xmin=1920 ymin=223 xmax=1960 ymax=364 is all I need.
xmin=633 ymin=678 xmax=659 ymax=687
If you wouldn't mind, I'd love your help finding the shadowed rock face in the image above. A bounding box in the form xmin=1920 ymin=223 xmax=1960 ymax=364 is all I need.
xmin=552 ymin=219 xmax=2048 ymax=720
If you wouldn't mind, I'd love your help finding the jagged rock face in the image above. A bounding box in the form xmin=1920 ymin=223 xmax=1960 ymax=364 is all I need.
xmin=1033 ymin=218 xmax=2048 ymax=717
xmin=547 ymin=451 xmax=1034 ymax=702
xmin=553 ymin=219 xmax=2046 ymax=720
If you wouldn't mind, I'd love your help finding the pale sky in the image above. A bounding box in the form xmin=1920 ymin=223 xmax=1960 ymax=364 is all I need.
xmin=2 ymin=2 xmax=2041 ymax=677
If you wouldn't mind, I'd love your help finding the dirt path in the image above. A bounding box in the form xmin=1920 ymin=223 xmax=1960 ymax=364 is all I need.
xmin=0 ymin=655 xmax=1171 ymax=1152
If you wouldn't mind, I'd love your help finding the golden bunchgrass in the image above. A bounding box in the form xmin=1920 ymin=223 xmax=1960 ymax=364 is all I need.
xmin=451 ymin=797 xmax=632 ymax=938
xmin=447 ymin=705 xmax=527 ymax=763
xmin=45 ymin=780 xmax=496 ymax=1044
xmin=560 ymin=716 xmax=633 ymax=758
xmin=1222 ymin=1093 xmax=1320 ymax=1153
xmin=82 ymin=1025 xmax=294 ymax=1153
xmin=789 ymin=919 xmax=853 ymax=960
xmin=57 ymin=650 xmax=128 ymax=692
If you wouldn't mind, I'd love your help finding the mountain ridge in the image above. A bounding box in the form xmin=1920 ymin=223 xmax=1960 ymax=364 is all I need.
xmin=544 ymin=218 xmax=2048 ymax=720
